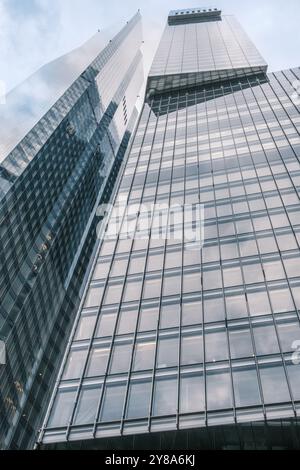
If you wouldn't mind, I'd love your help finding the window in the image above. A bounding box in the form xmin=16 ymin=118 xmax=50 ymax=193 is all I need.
xmin=93 ymin=261 xmax=110 ymax=279
xmin=117 ymin=309 xmax=138 ymax=335
xmin=63 ymin=349 xmax=87 ymax=380
xmin=111 ymin=258 xmax=128 ymax=277
xmin=152 ymin=377 xmax=177 ymax=416
xmin=202 ymin=268 xmax=222 ymax=290
xmin=182 ymin=300 xmax=202 ymax=326
xmin=206 ymin=371 xmax=232 ymax=410
xmin=147 ymin=253 xmax=164 ymax=272
xmin=247 ymin=291 xmax=271 ymax=316
xmin=128 ymin=255 xmax=146 ymax=275
xmin=183 ymin=271 xmax=202 ymax=293
xmin=48 ymin=389 xmax=76 ymax=427
xmin=269 ymin=288 xmax=294 ymax=313
xmin=96 ymin=312 xmax=117 ymax=337
xmin=243 ymin=263 xmax=264 ymax=284
xmin=73 ymin=386 xmax=101 ymax=425
xmin=253 ymin=324 xmax=279 ymax=356
xmin=278 ymin=321 xmax=300 ymax=352
xmin=75 ymin=315 xmax=97 ymax=341
xmin=126 ymin=380 xmax=152 ymax=419
xmin=203 ymin=297 xmax=225 ymax=322
xmin=233 ymin=368 xmax=261 ymax=407
xmin=226 ymin=294 xmax=248 ymax=319
xmin=286 ymin=363 xmax=300 ymax=401
xmin=263 ymin=260 xmax=285 ymax=281
xmin=239 ymin=239 xmax=257 ymax=257
xmin=229 ymin=329 xmax=253 ymax=359
xmin=100 ymin=383 xmax=126 ymax=421
xmin=257 ymin=236 xmax=277 ymax=254
xmin=205 ymin=330 xmax=229 ymax=362
xmin=133 ymin=341 xmax=155 ymax=371
xmin=221 ymin=242 xmax=239 ymax=260
xmin=165 ymin=251 xmax=182 ymax=269
xmin=123 ymin=279 xmax=143 ymax=302
xmin=138 ymin=306 xmax=159 ymax=331
xmin=143 ymin=277 xmax=161 ymax=299
xmin=223 ymin=266 xmax=243 ymax=288
xmin=160 ymin=303 xmax=180 ymax=329
xmin=181 ymin=334 xmax=203 ymax=365
xmin=86 ymin=347 xmax=110 ymax=377
xmin=157 ymin=336 xmax=179 ymax=368
xmin=110 ymin=343 xmax=132 ymax=374
xmin=84 ymin=285 xmax=104 ymax=308
xmin=180 ymin=374 xmax=205 ymax=414
xmin=163 ymin=274 xmax=181 ymax=296
xmin=283 ymin=257 xmax=300 ymax=278
xmin=103 ymin=283 xmax=123 ymax=305
xmin=259 ymin=365 xmax=290 ymax=404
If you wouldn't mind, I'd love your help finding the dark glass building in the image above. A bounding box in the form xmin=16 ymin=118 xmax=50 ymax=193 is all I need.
xmin=38 ymin=7 xmax=300 ymax=450
xmin=0 ymin=13 xmax=143 ymax=449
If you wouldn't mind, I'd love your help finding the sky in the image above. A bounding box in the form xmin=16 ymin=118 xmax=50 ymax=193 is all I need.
xmin=0 ymin=0 xmax=300 ymax=93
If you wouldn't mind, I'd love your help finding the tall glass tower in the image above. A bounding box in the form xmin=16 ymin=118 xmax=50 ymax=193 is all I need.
xmin=39 ymin=8 xmax=300 ymax=450
xmin=0 ymin=13 xmax=143 ymax=449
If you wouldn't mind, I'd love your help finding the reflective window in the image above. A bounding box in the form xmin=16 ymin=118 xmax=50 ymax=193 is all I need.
xmin=110 ymin=343 xmax=132 ymax=374
xmin=181 ymin=334 xmax=203 ymax=365
xmin=253 ymin=324 xmax=279 ymax=356
xmin=93 ymin=261 xmax=110 ymax=280
xmin=182 ymin=300 xmax=202 ymax=326
xmin=153 ymin=377 xmax=177 ymax=416
xmin=263 ymin=260 xmax=285 ymax=281
xmin=138 ymin=306 xmax=159 ymax=331
xmin=84 ymin=285 xmax=104 ymax=308
xmin=180 ymin=374 xmax=205 ymax=413
xmin=133 ymin=341 xmax=155 ymax=371
xmin=126 ymin=380 xmax=152 ymax=419
xmin=226 ymin=294 xmax=248 ymax=319
xmin=269 ymin=288 xmax=294 ymax=313
xmin=204 ymin=297 xmax=225 ymax=322
xmin=63 ymin=349 xmax=87 ymax=380
xmin=123 ymin=279 xmax=143 ymax=302
xmin=103 ymin=283 xmax=123 ymax=305
xmin=96 ymin=312 xmax=117 ymax=337
xmin=75 ymin=315 xmax=97 ymax=341
xmin=286 ymin=363 xmax=300 ymax=401
xmin=73 ymin=386 xmax=101 ymax=425
xmin=259 ymin=365 xmax=290 ymax=404
xmin=233 ymin=368 xmax=261 ymax=407
xmin=100 ymin=383 xmax=126 ymax=421
xmin=243 ymin=263 xmax=264 ymax=284
xmin=248 ymin=291 xmax=271 ymax=316
xmin=86 ymin=347 xmax=110 ymax=377
xmin=143 ymin=277 xmax=161 ymax=299
xmin=229 ymin=329 xmax=253 ymax=359
xmin=202 ymin=268 xmax=222 ymax=290
xmin=128 ymin=255 xmax=146 ymax=275
xmin=283 ymin=257 xmax=300 ymax=278
xmin=147 ymin=253 xmax=164 ymax=272
xmin=117 ymin=309 xmax=138 ymax=335
xmin=163 ymin=274 xmax=181 ymax=296
xmin=205 ymin=330 xmax=229 ymax=362
xmin=278 ymin=321 xmax=300 ymax=352
xmin=157 ymin=336 xmax=179 ymax=368
xmin=111 ymin=258 xmax=128 ymax=277
xmin=48 ymin=389 xmax=76 ymax=427
xmin=160 ymin=303 xmax=180 ymax=329
xmin=223 ymin=266 xmax=243 ymax=288
xmin=207 ymin=371 xmax=232 ymax=410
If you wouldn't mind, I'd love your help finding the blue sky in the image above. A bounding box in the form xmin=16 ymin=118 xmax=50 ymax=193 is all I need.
xmin=1 ymin=0 xmax=300 ymax=92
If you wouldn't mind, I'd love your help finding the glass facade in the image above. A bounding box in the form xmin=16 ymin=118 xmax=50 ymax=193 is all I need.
xmin=39 ymin=8 xmax=300 ymax=450
xmin=0 ymin=13 xmax=143 ymax=449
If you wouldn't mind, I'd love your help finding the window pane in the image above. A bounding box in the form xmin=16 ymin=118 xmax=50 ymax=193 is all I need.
xmin=100 ymin=384 xmax=126 ymax=421
xmin=286 ymin=363 xmax=300 ymax=401
xmin=205 ymin=330 xmax=228 ymax=362
xmin=138 ymin=306 xmax=159 ymax=331
xmin=147 ymin=253 xmax=164 ymax=272
xmin=84 ymin=285 xmax=104 ymax=308
xmin=160 ymin=303 xmax=180 ymax=329
xmin=96 ymin=312 xmax=117 ymax=337
xmin=283 ymin=257 xmax=300 ymax=278
xmin=123 ymin=279 xmax=143 ymax=302
xmin=180 ymin=375 xmax=205 ymax=413
xmin=233 ymin=368 xmax=261 ymax=407
xmin=75 ymin=315 xmax=97 ymax=341
xmin=153 ymin=377 xmax=177 ymax=416
xmin=93 ymin=261 xmax=110 ymax=280
xmin=229 ymin=329 xmax=253 ymax=359
xmin=263 ymin=260 xmax=285 ymax=281
xmin=63 ymin=349 xmax=87 ymax=380
xmin=182 ymin=300 xmax=202 ymax=326
xmin=248 ymin=291 xmax=271 ymax=316
xmin=48 ymin=389 xmax=76 ymax=427
xmin=253 ymin=324 xmax=279 ymax=356
xmin=204 ymin=297 xmax=225 ymax=322
xmin=243 ymin=263 xmax=264 ymax=284
xmin=202 ymin=268 xmax=222 ymax=290
xmin=259 ymin=365 xmax=290 ymax=404
xmin=117 ymin=309 xmax=138 ymax=335
xmin=110 ymin=343 xmax=132 ymax=374
xmin=207 ymin=371 xmax=232 ymax=410
xmin=163 ymin=274 xmax=181 ymax=296
xmin=181 ymin=334 xmax=203 ymax=365
xmin=73 ymin=387 xmax=101 ymax=425
xmin=128 ymin=256 xmax=146 ymax=275
xmin=103 ymin=283 xmax=123 ymax=305
xmin=133 ymin=341 xmax=155 ymax=371
xmin=143 ymin=277 xmax=161 ymax=299
xmin=278 ymin=322 xmax=300 ymax=352
xmin=223 ymin=266 xmax=243 ymax=288
xmin=157 ymin=337 xmax=179 ymax=368
xmin=126 ymin=381 xmax=152 ymax=419
xmin=86 ymin=347 xmax=110 ymax=377
xmin=226 ymin=294 xmax=248 ymax=319
xmin=269 ymin=288 xmax=294 ymax=313
xmin=111 ymin=258 xmax=128 ymax=277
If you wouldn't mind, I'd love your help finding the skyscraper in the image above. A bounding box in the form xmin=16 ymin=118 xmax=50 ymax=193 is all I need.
xmin=0 ymin=12 xmax=143 ymax=449
xmin=40 ymin=7 xmax=300 ymax=450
